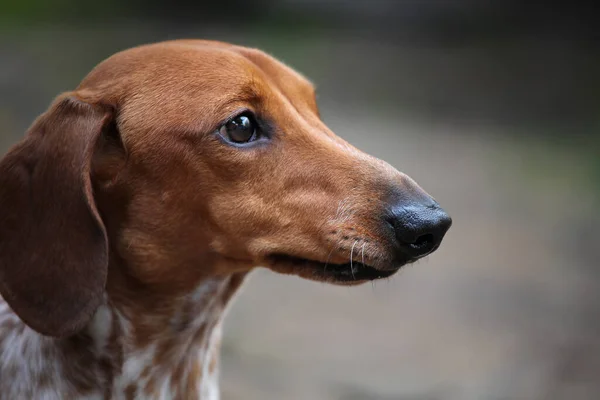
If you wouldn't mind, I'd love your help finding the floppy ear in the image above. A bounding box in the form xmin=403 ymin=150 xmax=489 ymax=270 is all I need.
xmin=0 ymin=94 xmax=112 ymax=337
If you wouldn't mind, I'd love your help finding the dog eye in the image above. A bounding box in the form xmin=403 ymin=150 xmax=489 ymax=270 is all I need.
xmin=219 ymin=113 xmax=257 ymax=143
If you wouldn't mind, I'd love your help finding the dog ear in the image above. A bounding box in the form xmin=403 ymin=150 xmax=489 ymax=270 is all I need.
xmin=0 ymin=94 xmax=112 ymax=337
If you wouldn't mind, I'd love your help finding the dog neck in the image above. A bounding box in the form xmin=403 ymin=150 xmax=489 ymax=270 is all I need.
xmin=96 ymin=272 xmax=246 ymax=399
xmin=0 ymin=270 xmax=246 ymax=400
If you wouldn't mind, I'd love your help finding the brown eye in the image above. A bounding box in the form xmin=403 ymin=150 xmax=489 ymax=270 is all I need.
xmin=219 ymin=114 xmax=257 ymax=143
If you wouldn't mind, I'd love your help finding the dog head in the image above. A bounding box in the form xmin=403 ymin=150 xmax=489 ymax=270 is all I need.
xmin=0 ymin=40 xmax=451 ymax=336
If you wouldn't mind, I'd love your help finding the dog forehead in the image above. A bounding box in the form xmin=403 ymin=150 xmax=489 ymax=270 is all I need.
xmin=82 ymin=43 xmax=256 ymax=96
xmin=81 ymin=41 xmax=313 ymax=101
xmin=78 ymin=41 xmax=317 ymax=141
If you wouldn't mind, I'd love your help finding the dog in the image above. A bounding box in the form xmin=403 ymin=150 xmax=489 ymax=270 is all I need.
xmin=0 ymin=40 xmax=451 ymax=399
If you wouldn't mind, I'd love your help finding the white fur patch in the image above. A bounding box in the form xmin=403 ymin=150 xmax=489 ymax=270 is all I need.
xmin=0 ymin=276 xmax=236 ymax=399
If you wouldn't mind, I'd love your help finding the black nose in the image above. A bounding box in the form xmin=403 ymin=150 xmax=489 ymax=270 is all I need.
xmin=387 ymin=203 xmax=452 ymax=259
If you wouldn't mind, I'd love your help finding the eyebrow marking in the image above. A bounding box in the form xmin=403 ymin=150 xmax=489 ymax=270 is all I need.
xmin=219 ymin=80 xmax=263 ymax=110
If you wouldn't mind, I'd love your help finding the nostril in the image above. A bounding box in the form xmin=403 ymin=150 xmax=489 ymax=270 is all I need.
xmin=407 ymin=233 xmax=435 ymax=255
xmin=403 ymin=233 xmax=437 ymax=258
xmin=412 ymin=233 xmax=433 ymax=248
xmin=385 ymin=203 xmax=451 ymax=258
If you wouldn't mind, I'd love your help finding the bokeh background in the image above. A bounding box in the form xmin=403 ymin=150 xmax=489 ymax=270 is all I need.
xmin=1 ymin=1 xmax=599 ymax=399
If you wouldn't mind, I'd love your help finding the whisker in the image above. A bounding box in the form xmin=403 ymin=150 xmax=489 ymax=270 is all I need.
xmin=361 ymin=243 xmax=366 ymax=266
xmin=350 ymin=240 xmax=358 ymax=280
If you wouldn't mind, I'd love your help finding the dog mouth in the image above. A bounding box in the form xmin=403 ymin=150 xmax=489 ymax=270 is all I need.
xmin=267 ymin=254 xmax=402 ymax=283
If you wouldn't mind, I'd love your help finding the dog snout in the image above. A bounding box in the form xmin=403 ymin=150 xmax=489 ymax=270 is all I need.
xmin=386 ymin=202 xmax=452 ymax=260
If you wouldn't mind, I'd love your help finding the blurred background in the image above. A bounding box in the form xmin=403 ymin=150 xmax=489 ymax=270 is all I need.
xmin=1 ymin=1 xmax=599 ymax=399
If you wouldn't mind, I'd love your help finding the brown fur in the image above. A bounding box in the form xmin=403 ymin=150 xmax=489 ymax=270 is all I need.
xmin=0 ymin=40 xmax=449 ymax=398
